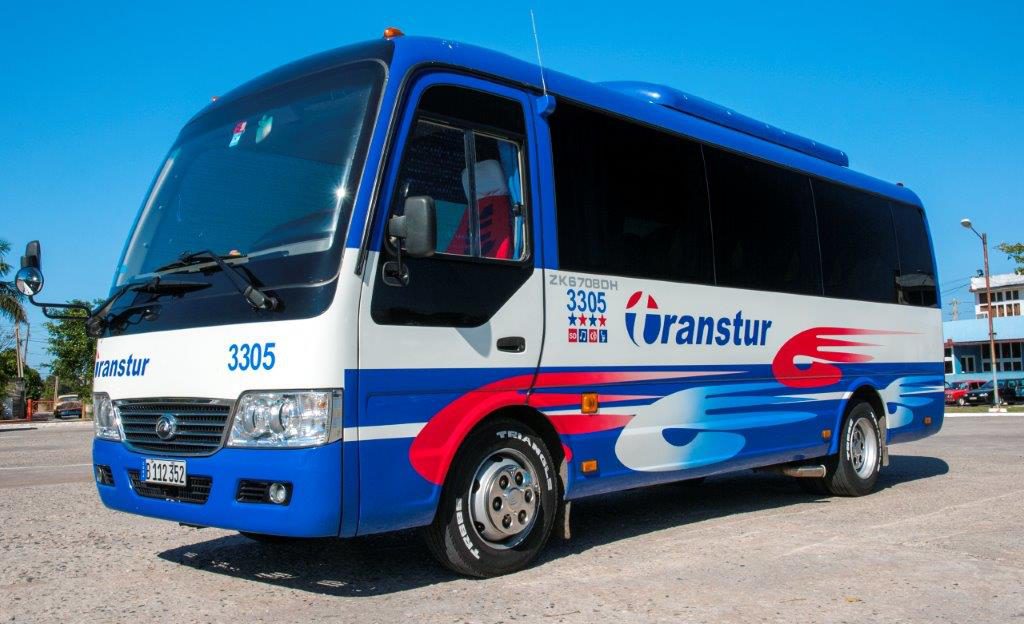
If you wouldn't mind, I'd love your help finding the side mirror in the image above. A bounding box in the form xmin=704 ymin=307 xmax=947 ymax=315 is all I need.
xmin=21 ymin=240 xmax=41 ymax=269
xmin=388 ymin=196 xmax=437 ymax=259
xmin=15 ymin=266 xmax=44 ymax=296
xmin=14 ymin=238 xmax=92 ymax=320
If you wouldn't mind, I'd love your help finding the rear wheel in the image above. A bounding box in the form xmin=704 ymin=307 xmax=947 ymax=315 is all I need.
xmin=805 ymin=400 xmax=882 ymax=497
xmin=424 ymin=418 xmax=559 ymax=577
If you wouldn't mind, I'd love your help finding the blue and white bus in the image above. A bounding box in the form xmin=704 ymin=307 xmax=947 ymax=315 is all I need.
xmin=18 ymin=30 xmax=943 ymax=577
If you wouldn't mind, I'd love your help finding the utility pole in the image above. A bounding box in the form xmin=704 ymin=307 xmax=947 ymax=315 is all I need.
xmin=22 ymin=323 xmax=29 ymax=372
xmin=950 ymin=298 xmax=960 ymax=321
xmin=961 ymin=218 xmax=1001 ymax=411
xmin=13 ymin=322 xmax=23 ymax=379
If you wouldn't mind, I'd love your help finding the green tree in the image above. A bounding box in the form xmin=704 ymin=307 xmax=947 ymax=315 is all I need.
xmin=0 ymin=348 xmax=43 ymax=399
xmin=0 ymin=238 xmax=27 ymax=323
xmin=42 ymin=373 xmax=74 ymax=400
xmin=44 ymin=299 xmax=97 ymax=398
xmin=997 ymin=242 xmax=1024 ymax=275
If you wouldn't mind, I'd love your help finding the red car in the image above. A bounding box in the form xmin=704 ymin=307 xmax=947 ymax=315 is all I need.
xmin=945 ymin=380 xmax=986 ymax=406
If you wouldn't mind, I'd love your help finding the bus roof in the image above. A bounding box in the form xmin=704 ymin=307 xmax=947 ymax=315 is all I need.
xmin=206 ymin=35 xmax=923 ymax=208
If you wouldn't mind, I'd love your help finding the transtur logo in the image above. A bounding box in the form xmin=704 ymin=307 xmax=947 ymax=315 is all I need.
xmin=94 ymin=354 xmax=150 ymax=378
xmin=624 ymin=290 xmax=773 ymax=347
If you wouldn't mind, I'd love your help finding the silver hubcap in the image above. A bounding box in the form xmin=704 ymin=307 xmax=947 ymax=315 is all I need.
xmin=469 ymin=449 xmax=540 ymax=549
xmin=850 ymin=416 xmax=879 ymax=479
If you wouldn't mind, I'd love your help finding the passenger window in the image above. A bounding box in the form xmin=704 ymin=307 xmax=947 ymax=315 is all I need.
xmin=813 ymin=180 xmax=900 ymax=303
xmin=705 ymin=148 xmax=822 ymax=296
xmin=890 ymin=202 xmax=938 ymax=307
xmin=549 ymin=102 xmax=714 ymax=284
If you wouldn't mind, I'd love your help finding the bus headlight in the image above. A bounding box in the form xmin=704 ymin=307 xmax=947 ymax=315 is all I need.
xmin=227 ymin=390 xmax=342 ymax=448
xmin=93 ymin=393 xmax=122 ymax=441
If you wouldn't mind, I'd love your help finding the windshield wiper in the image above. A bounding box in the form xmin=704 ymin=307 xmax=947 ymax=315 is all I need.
xmin=85 ymin=276 xmax=211 ymax=337
xmin=159 ymin=250 xmax=278 ymax=310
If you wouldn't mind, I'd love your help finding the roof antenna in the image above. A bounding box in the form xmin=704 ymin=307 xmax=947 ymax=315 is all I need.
xmin=529 ymin=9 xmax=547 ymax=96
xmin=530 ymin=9 xmax=556 ymax=116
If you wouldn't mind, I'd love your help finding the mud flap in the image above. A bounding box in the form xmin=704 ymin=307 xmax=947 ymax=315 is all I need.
xmin=879 ymin=414 xmax=889 ymax=467
xmin=556 ymin=456 xmax=571 ymax=540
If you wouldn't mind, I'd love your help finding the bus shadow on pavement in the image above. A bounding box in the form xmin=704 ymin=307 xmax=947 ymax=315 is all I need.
xmin=158 ymin=454 xmax=947 ymax=596
xmin=159 ymin=529 xmax=450 ymax=596
xmin=542 ymin=454 xmax=949 ymax=564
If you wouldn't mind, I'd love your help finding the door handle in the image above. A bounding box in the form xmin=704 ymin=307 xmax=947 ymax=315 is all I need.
xmin=496 ymin=336 xmax=526 ymax=353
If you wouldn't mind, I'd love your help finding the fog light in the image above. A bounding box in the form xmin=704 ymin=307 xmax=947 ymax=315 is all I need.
xmin=268 ymin=482 xmax=289 ymax=504
xmin=94 ymin=464 xmax=114 ymax=486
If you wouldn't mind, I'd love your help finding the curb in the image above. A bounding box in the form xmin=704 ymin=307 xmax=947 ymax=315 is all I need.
xmin=944 ymin=412 xmax=1024 ymax=418
xmin=0 ymin=420 xmax=94 ymax=430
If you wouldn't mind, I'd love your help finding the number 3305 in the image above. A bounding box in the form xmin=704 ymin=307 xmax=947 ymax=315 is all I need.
xmin=228 ymin=342 xmax=276 ymax=371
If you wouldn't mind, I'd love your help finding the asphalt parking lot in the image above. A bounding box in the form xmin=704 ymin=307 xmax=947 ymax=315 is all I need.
xmin=1 ymin=417 xmax=1022 ymax=624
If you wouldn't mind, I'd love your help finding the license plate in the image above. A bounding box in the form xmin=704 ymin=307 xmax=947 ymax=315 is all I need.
xmin=144 ymin=459 xmax=187 ymax=487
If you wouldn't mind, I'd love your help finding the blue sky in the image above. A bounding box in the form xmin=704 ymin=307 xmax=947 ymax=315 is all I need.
xmin=2 ymin=1 xmax=1022 ymax=368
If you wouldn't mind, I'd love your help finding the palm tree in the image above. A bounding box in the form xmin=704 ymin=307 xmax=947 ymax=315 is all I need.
xmin=0 ymin=238 xmax=28 ymax=323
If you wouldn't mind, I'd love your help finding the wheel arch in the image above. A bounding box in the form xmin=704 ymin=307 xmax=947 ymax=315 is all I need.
xmin=452 ymin=404 xmax=567 ymax=492
xmin=829 ymin=382 xmax=887 ymax=456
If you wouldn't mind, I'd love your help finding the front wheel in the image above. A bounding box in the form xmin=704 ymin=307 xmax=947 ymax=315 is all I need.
xmin=806 ymin=401 xmax=882 ymax=497
xmin=424 ymin=418 xmax=559 ymax=577
xmin=957 ymin=397 xmax=966 ymax=407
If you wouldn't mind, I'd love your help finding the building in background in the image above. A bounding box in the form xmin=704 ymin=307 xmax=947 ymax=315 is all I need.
xmin=944 ymin=272 xmax=1024 ymax=380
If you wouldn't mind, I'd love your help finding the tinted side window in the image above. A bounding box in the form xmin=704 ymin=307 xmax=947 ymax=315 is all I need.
xmin=705 ymin=149 xmax=822 ymax=295
xmin=813 ymin=181 xmax=900 ymax=303
xmin=550 ymin=103 xmax=714 ymax=284
xmin=891 ymin=202 xmax=938 ymax=307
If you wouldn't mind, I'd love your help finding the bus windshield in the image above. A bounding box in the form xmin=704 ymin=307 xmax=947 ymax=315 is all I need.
xmin=116 ymin=62 xmax=384 ymax=287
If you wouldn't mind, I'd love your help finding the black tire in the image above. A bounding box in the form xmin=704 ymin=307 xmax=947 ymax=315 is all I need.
xmin=809 ymin=401 xmax=882 ymax=497
xmin=424 ymin=418 xmax=559 ymax=577
xmin=957 ymin=397 xmax=966 ymax=407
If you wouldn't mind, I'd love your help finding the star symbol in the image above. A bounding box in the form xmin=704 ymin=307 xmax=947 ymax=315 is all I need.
xmin=568 ymin=314 xmax=577 ymax=326
xmin=578 ymin=313 xmax=588 ymax=325
xmin=589 ymin=315 xmax=597 ymax=326
xmin=598 ymin=315 xmax=607 ymax=326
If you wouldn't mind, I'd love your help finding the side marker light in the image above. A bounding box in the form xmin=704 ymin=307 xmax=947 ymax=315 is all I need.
xmin=581 ymin=392 xmax=599 ymax=414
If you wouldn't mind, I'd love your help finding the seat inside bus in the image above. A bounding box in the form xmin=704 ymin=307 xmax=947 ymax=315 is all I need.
xmin=450 ymin=159 xmax=514 ymax=259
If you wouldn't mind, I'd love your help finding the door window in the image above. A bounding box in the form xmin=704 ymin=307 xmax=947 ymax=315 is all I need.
xmin=371 ymin=83 xmax=533 ymax=327
xmin=391 ymin=89 xmax=527 ymax=262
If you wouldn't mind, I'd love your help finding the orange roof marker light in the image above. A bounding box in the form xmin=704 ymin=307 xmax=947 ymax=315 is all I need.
xmin=383 ymin=27 xmax=405 ymax=39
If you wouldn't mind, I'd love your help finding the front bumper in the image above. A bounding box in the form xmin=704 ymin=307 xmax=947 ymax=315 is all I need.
xmin=92 ymin=438 xmax=342 ymax=537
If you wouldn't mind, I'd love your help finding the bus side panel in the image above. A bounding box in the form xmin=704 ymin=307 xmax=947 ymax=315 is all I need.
xmin=351 ymin=367 xmax=534 ymax=535
xmin=536 ymin=274 xmax=945 ymax=499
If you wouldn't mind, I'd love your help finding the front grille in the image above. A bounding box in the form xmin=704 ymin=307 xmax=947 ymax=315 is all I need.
xmin=127 ymin=469 xmax=212 ymax=504
xmin=117 ymin=400 xmax=232 ymax=456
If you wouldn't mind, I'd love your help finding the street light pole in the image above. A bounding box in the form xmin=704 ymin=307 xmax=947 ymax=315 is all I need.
xmin=961 ymin=218 xmax=1000 ymax=409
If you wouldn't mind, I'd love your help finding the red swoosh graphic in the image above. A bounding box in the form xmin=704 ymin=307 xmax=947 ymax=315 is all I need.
xmin=772 ymin=327 xmax=909 ymax=389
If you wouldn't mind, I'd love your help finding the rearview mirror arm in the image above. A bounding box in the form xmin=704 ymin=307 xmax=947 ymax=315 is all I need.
xmin=28 ymin=296 xmax=93 ymax=320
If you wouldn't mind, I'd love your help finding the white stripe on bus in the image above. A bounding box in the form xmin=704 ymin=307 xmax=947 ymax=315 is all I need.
xmin=344 ymin=422 xmax=427 ymax=441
